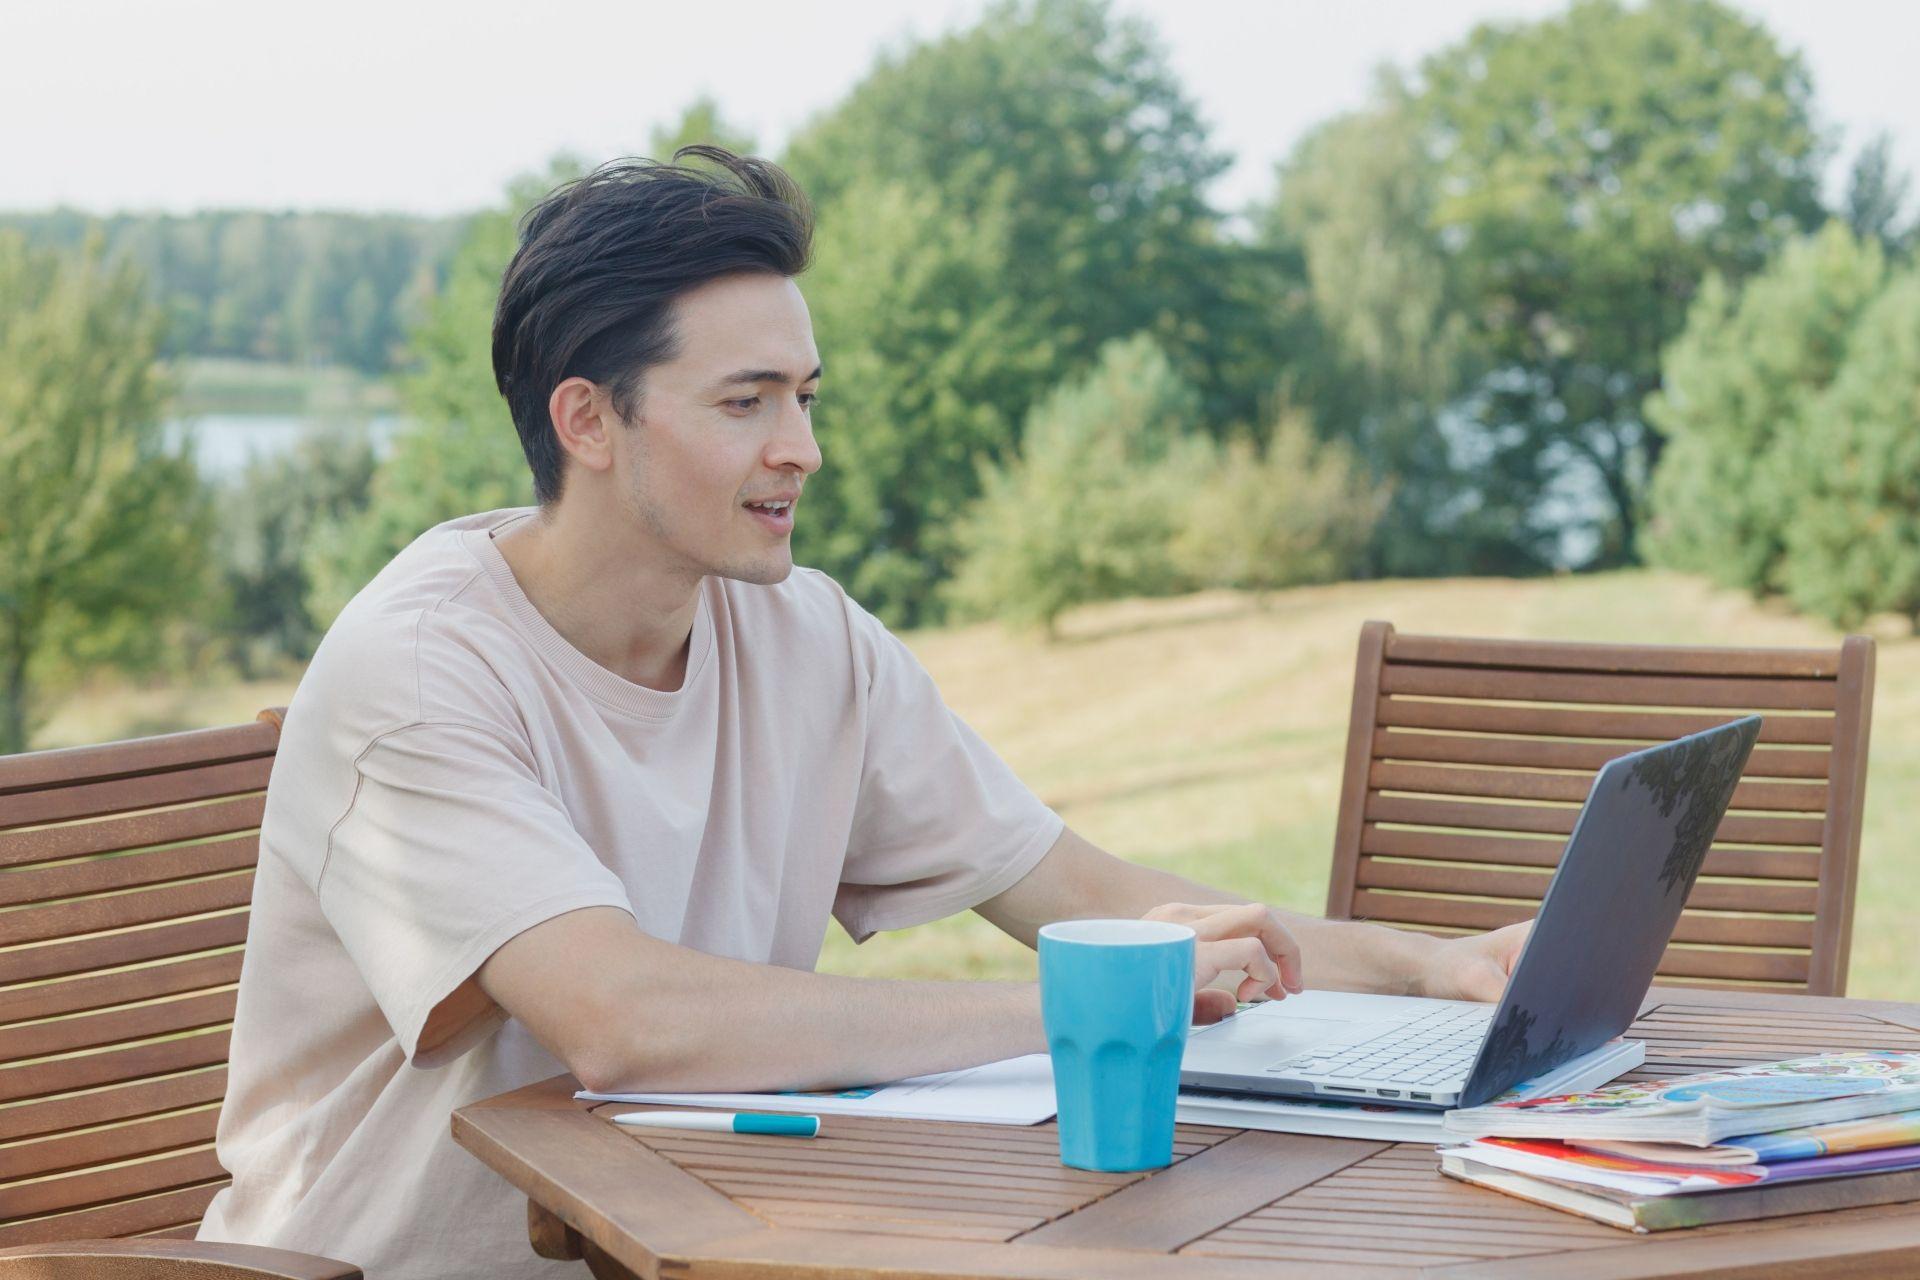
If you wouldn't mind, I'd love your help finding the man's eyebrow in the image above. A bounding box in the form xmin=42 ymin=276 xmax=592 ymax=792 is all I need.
xmin=708 ymin=364 xmax=824 ymax=391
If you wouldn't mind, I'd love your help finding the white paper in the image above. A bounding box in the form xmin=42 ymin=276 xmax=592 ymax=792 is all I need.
xmin=576 ymin=1052 xmax=1059 ymax=1126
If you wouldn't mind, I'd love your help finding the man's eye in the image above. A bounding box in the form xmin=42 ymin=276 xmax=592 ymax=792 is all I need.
xmin=799 ymin=393 xmax=818 ymax=410
xmin=726 ymin=397 xmax=758 ymax=411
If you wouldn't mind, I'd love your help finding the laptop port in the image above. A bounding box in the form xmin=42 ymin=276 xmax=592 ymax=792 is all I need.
xmin=1324 ymin=1086 xmax=1365 ymax=1094
xmin=1377 ymin=1089 xmax=1400 ymax=1098
xmin=1410 ymin=1092 xmax=1432 ymax=1101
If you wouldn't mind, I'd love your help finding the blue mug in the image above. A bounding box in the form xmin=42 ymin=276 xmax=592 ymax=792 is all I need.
xmin=1038 ymin=919 xmax=1196 ymax=1172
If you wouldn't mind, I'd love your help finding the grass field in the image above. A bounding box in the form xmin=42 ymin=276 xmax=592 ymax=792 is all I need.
xmin=37 ymin=570 xmax=1919 ymax=999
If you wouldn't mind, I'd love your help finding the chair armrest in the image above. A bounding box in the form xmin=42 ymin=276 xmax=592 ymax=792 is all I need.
xmin=0 ymin=1238 xmax=361 ymax=1279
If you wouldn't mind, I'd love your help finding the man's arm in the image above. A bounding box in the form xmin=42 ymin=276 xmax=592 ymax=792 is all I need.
xmin=474 ymin=905 xmax=1043 ymax=1095
xmin=470 ymin=838 xmax=1305 ymax=1095
xmin=975 ymin=826 xmax=1527 ymax=1002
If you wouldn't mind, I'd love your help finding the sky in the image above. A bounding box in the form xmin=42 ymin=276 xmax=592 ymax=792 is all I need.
xmin=2 ymin=0 xmax=1914 ymax=219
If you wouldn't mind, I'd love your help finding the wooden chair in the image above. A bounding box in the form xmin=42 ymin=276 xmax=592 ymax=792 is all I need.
xmin=0 ymin=710 xmax=361 ymax=1278
xmin=1325 ymin=622 xmax=1876 ymax=996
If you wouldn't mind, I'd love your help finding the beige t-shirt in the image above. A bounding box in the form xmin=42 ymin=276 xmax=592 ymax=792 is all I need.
xmin=197 ymin=507 xmax=1062 ymax=1279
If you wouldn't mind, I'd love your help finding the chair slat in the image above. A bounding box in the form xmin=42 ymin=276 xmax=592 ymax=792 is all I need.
xmin=0 ymin=913 xmax=249 ymax=986
xmin=1377 ymin=664 xmax=1838 ymax=710
xmin=0 ymin=758 xmax=273 ymax=832
xmin=1384 ymin=634 xmax=1842 ymax=678
xmin=2 ymin=1105 xmax=220 ymax=1181
xmin=0 ymin=1029 xmax=229 ymax=1106
xmin=1366 ymin=795 xmax=1824 ymax=846
xmin=2 ymin=872 xmax=254 ymax=947
xmin=0 ymin=952 xmax=243 ymax=1027
xmin=0 ymin=835 xmax=258 ymax=907
xmin=0 ymin=712 xmax=284 ymax=1247
xmin=1355 ymin=859 xmax=1820 ymax=913
xmin=0 ymin=1146 xmax=226 ymax=1222
xmin=0 ymin=1068 xmax=226 ymax=1144
xmin=1368 ymin=761 xmax=1830 ymax=813
xmin=1374 ymin=699 xmax=1835 ymax=745
xmin=1358 ymin=825 xmax=1823 ymax=880
xmin=0 ymin=720 xmax=275 ymax=795
xmin=0 ymin=1181 xmax=226 ymax=1248
xmin=0 ymin=989 xmax=236 ymax=1066
xmin=1371 ymin=730 xmax=1832 ymax=779
xmin=0 ymin=796 xmax=265 ymax=870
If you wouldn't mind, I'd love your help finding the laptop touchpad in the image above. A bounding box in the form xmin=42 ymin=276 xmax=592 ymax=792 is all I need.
xmin=1196 ymin=1014 xmax=1388 ymax=1057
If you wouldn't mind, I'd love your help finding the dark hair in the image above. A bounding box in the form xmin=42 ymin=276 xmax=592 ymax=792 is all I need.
xmin=491 ymin=146 xmax=814 ymax=504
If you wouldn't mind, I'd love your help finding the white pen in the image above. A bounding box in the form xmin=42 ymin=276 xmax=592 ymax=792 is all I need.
xmin=610 ymin=1110 xmax=821 ymax=1138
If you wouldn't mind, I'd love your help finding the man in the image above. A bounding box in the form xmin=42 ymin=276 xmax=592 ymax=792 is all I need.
xmin=198 ymin=149 xmax=1526 ymax=1278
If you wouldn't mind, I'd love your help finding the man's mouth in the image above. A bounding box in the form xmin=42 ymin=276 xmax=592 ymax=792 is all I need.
xmin=743 ymin=496 xmax=797 ymax=532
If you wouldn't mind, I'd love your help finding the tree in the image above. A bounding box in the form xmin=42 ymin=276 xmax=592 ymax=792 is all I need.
xmin=0 ymin=232 xmax=215 ymax=752
xmin=218 ymin=427 xmax=380 ymax=673
xmin=794 ymin=177 xmax=1054 ymax=624
xmin=303 ymin=179 xmax=554 ymax=626
xmin=1845 ymin=132 xmax=1915 ymax=259
xmin=1645 ymin=222 xmax=1886 ymax=594
xmin=782 ymin=0 xmax=1269 ymax=430
xmin=945 ymin=334 xmax=1205 ymax=637
xmin=1412 ymin=0 xmax=1827 ymax=565
xmin=1171 ymin=411 xmax=1390 ymax=601
xmin=1258 ymin=90 xmax=1501 ymax=574
xmin=1779 ymin=268 xmax=1920 ymax=628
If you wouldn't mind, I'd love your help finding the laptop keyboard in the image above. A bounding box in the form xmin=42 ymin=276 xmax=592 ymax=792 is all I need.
xmin=1267 ymin=1004 xmax=1493 ymax=1086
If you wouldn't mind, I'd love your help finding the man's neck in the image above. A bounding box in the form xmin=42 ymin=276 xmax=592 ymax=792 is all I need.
xmin=492 ymin=496 xmax=701 ymax=692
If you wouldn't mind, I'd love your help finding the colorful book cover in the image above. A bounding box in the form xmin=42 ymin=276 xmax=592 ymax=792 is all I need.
xmin=1465 ymin=1136 xmax=1920 ymax=1197
xmin=1578 ymin=1107 xmax=1920 ymax=1166
xmin=1444 ymin=1051 xmax=1920 ymax=1143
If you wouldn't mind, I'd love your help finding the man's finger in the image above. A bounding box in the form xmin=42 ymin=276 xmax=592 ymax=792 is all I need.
xmin=1186 ymin=904 xmax=1305 ymax=994
xmin=1196 ymin=936 xmax=1281 ymax=999
xmin=1192 ymin=987 xmax=1238 ymax=1024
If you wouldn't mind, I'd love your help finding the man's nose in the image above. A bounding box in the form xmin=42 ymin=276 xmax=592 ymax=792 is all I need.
xmin=768 ymin=397 xmax=822 ymax=474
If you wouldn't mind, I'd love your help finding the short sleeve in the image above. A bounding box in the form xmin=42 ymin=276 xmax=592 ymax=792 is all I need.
xmin=832 ymin=607 xmax=1064 ymax=942
xmin=317 ymin=720 xmax=635 ymax=1067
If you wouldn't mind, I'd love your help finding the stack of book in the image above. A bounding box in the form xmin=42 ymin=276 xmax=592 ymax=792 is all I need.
xmin=1437 ymin=1051 xmax=1920 ymax=1231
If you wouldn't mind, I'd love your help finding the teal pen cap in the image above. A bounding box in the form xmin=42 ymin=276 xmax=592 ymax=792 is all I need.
xmin=734 ymin=1113 xmax=820 ymax=1137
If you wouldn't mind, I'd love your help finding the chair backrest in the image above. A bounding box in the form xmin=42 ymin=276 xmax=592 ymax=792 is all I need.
xmin=1325 ymin=623 xmax=1875 ymax=996
xmin=0 ymin=710 xmax=283 ymax=1248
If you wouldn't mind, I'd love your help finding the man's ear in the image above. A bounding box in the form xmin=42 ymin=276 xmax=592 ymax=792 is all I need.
xmin=548 ymin=376 xmax=618 ymax=477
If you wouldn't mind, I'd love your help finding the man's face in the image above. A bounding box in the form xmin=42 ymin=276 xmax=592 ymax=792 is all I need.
xmin=608 ymin=272 xmax=822 ymax=587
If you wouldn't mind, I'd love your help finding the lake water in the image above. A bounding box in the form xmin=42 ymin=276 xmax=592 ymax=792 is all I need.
xmin=162 ymin=414 xmax=410 ymax=480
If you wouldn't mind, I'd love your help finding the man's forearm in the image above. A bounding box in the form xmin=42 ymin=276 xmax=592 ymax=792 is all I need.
xmin=602 ymin=957 xmax=1045 ymax=1095
xmin=480 ymin=906 xmax=1044 ymax=1096
xmin=979 ymin=827 xmax=1443 ymax=996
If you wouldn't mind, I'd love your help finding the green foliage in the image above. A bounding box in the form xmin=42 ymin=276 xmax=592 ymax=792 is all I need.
xmin=1646 ymin=223 xmax=1886 ymax=593
xmin=0 ymin=210 xmax=460 ymax=374
xmin=302 ymin=174 xmax=560 ymax=625
xmin=945 ymin=335 xmax=1207 ymax=636
xmin=783 ymin=0 xmax=1274 ymax=433
xmin=1259 ymin=94 xmax=1500 ymax=575
xmin=1846 ymin=133 xmax=1915 ymax=259
xmin=1779 ymin=269 xmax=1920 ymax=627
xmin=0 ymin=231 xmax=215 ymax=752
xmin=217 ymin=428 xmax=380 ymax=673
xmin=1412 ymin=0 xmax=1827 ymax=564
xmin=794 ymin=178 xmax=1053 ymax=625
xmin=1171 ymin=412 xmax=1390 ymax=599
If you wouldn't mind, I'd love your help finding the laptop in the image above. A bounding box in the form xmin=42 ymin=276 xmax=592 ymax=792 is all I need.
xmin=1181 ymin=715 xmax=1761 ymax=1110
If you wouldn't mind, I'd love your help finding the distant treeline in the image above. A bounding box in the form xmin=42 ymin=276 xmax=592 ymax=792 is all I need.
xmin=0 ymin=209 xmax=464 ymax=374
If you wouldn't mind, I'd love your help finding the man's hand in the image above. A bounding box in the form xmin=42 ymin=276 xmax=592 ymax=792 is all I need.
xmin=1141 ymin=902 xmax=1305 ymax=1024
xmin=1416 ymin=921 xmax=1533 ymax=1003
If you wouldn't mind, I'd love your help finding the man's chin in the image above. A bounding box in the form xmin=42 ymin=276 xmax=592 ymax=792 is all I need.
xmin=712 ymin=552 xmax=795 ymax=587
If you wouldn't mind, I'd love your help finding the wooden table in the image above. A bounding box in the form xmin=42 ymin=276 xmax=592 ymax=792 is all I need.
xmin=452 ymin=988 xmax=1920 ymax=1278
